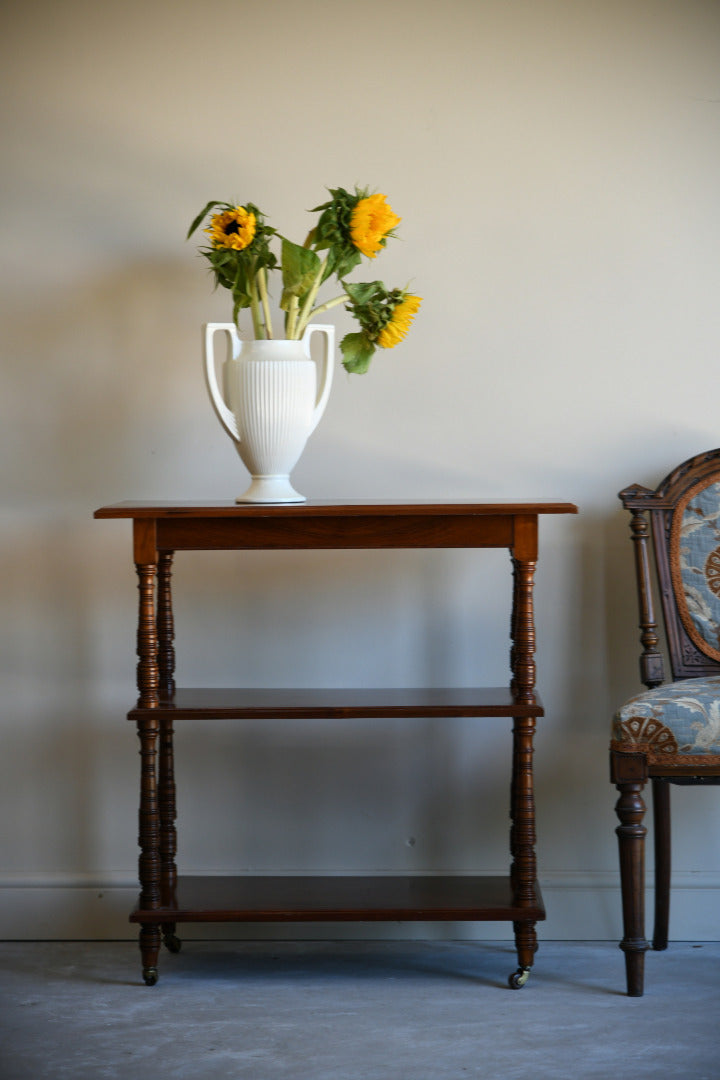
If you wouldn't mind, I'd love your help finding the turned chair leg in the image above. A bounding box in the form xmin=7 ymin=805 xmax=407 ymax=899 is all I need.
xmin=652 ymin=778 xmax=670 ymax=951
xmin=613 ymin=774 xmax=650 ymax=996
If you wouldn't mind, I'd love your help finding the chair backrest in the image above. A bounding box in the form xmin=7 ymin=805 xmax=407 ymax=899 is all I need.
xmin=620 ymin=448 xmax=720 ymax=688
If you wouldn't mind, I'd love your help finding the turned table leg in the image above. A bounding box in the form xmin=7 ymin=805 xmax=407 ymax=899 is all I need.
xmin=135 ymin=559 xmax=162 ymax=984
xmin=156 ymin=552 xmax=180 ymax=953
xmin=137 ymin=709 xmax=161 ymax=985
xmin=159 ymin=711 xmax=180 ymax=954
xmin=510 ymin=715 xmax=539 ymax=980
xmin=157 ymin=552 xmax=176 ymax=700
xmin=508 ymin=531 xmax=539 ymax=988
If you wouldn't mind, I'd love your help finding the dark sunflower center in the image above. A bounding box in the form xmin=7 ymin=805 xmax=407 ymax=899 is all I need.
xmin=224 ymin=220 xmax=241 ymax=236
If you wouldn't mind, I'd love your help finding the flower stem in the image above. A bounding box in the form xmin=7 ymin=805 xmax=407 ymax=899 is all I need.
xmin=248 ymin=266 xmax=264 ymax=339
xmin=286 ymin=295 xmax=299 ymax=340
xmin=295 ymin=256 xmax=328 ymax=338
xmin=258 ymin=267 xmax=274 ymax=339
xmin=308 ymin=294 xmax=348 ymax=319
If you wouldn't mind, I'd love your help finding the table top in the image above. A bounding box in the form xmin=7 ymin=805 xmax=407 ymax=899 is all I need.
xmin=95 ymin=499 xmax=578 ymax=520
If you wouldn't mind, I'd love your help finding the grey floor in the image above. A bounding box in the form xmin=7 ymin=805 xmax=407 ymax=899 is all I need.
xmin=1 ymin=939 xmax=719 ymax=1079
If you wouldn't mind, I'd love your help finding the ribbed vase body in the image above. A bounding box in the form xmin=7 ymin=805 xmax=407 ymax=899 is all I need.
xmin=229 ymin=347 xmax=315 ymax=502
xmin=204 ymin=325 xmax=335 ymax=503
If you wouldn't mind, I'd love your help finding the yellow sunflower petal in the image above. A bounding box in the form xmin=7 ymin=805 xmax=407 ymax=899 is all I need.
xmin=206 ymin=206 xmax=256 ymax=251
xmin=350 ymin=193 xmax=401 ymax=258
xmin=377 ymin=295 xmax=421 ymax=348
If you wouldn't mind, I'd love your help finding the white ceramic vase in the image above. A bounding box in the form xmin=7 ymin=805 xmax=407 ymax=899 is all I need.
xmin=204 ymin=323 xmax=334 ymax=503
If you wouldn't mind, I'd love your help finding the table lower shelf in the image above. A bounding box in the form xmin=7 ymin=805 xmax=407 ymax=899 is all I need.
xmin=130 ymin=875 xmax=545 ymax=925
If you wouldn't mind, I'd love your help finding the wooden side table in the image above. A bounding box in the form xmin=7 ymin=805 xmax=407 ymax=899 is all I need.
xmin=94 ymin=499 xmax=577 ymax=987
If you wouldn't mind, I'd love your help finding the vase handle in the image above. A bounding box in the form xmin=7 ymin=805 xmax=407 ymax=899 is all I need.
xmin=302 ymin=323 xmax=335 ymax=434
xmin=204 ymin=323 xmax=242 ymax=443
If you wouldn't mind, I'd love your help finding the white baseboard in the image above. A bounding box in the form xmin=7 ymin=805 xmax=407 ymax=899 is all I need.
xmin=1 ymin=872 xmax=718 ymax=941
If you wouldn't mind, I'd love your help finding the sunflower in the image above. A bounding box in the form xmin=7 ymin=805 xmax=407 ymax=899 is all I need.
xmin=206 ymin=206 xmax=257 ymax=251
xmin=349 ymin=194 xmax=401 ymax=258
xmin=377 ymin=294 xmax=422 ymax=348
xmin=188 ymin=188 xmax=419 ymax=358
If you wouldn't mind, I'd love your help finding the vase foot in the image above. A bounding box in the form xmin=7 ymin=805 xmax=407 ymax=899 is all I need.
xmin=236 ymin=475 xmax=306 ymax=504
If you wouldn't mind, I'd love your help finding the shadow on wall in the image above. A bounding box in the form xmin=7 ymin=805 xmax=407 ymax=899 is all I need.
xmin=532 ymin=508 xmax=638 ymax=845
xmin=2 ymin=257 xmax=222 ymax=504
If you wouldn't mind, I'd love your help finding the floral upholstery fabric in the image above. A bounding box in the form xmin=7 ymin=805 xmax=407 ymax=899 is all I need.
xmin=674 ymin=479 xmax=720 ymax=659
xmin=614 ymin=676 xmax=720 ymax=761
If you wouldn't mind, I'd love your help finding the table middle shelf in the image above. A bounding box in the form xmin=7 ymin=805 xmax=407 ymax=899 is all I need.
xmin=128 ymin=687 xmax=544 ymax=721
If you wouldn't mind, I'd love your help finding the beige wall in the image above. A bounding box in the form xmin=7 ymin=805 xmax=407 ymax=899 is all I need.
xmin=2 ymin=0 xmax=720 ymax=940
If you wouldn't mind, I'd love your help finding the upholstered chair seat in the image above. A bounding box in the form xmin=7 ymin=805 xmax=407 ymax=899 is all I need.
xmin=614 ymin=677 xmax=720 ymax=762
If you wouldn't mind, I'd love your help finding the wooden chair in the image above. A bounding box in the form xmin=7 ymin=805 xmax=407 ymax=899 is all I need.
xmin=611 ymin=448 xmax=720 ymax=995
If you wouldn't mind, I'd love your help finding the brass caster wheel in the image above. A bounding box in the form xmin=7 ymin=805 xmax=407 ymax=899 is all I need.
xmin=142 ymin=966 xmax=158 ymax=987
xmin=508 ymin=967 xmax=530 ymax=989
xmin=163 ymin=933 xmax=182 ymax=954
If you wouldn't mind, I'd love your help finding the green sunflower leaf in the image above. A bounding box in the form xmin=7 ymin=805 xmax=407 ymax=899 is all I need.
xmin=340 ymin=332 xmax=376 ymax=374
xmin=329 ymin=245 xmax=362 ymax=281
xmin=279 ymin=238 xmax=320 ymax=311
xmin=187 ymin=200 xmax=225 ymax=239
xmin=344 ymin=280 xmax=386 ymax=306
